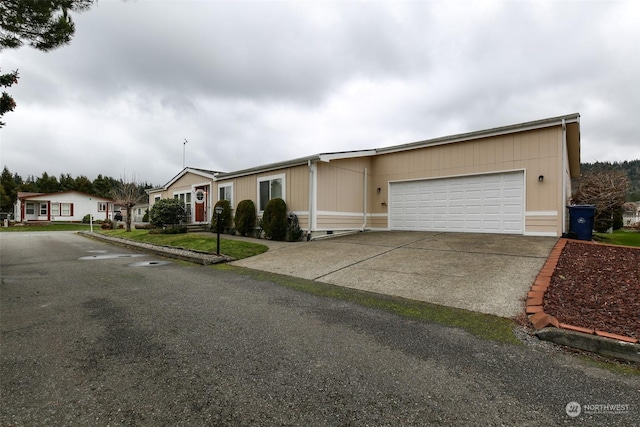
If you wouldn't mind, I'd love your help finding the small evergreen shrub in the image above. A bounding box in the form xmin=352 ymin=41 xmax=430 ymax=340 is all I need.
xmin=234 ymin=199 xmax=256 ymax=237
xmin=149 ymin=198 xmax=186 ymax=228
xmin=262 ymin=198 xmax=287 ymax=241
xmin=135 ymin=223 xmax=154 ymax=230
xmin=149 ymin=226 xmax=187 ymax=234
xmin=82 ymin=214 xmax=91 ymax=224
xmin=211 ymin=200 xmax=232 ymax=232
xmin=142 ymin=209 xmax=149 ymax=222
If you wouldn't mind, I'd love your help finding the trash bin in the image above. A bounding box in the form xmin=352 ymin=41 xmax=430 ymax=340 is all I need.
xmin=568 ymin=205 xmax=596 ymax=241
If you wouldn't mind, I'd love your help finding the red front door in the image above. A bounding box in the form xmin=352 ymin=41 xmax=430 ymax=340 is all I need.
xmin=194 ymin=187 xmax=207 ymax=222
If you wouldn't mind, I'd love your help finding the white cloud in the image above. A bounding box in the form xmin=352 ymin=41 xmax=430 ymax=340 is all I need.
xmin=1 ymin=0 xmax=638 ymax=186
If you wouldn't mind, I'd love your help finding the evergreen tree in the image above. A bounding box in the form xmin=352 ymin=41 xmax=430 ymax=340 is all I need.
xmin=0 ymin=0 xmax=97 ymax=126
xmin=0 ymin=166 xmax=17 ymax=212
xmin=74 ymin=175 xmax=93 ymax=194
xmin=35 ymin=172 xmax=59 ymax=193
xmin=59 ymin=173 xmax=76 ymax=191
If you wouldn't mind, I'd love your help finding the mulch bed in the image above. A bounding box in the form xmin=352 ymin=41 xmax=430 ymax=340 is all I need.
xmin=544 ymin=241 xmax=640 ymax=340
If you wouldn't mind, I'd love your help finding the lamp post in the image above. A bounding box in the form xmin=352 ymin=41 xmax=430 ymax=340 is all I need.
xmin=215 ymin=205 xmax=223 ymax=255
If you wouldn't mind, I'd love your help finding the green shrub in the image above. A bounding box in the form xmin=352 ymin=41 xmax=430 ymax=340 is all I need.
xmin=211 ymin=199 xmax=232 ymax=232
xmin=149 ymin=198 xmax=186 ymax=228
xmin=149 ymin=226 xmax=187 ymax=234
xmin=82 ymin=214 xmax=91 ymax=224
xmin=142 ymin=209 xmax=149 ymax=222
xmin=234 ymin=199 xmax=256 ymax=236
xmin=135 ymin=223 xmax=154 ymax=230
xmin=262 ymin=198 xmax=287 ymax=241
xmin=613 ymin=208 xmax=624 ymax=230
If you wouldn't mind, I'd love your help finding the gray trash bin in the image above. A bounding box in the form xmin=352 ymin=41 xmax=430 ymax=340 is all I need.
xmin=568 ymin=205 xmax=596 ymax=240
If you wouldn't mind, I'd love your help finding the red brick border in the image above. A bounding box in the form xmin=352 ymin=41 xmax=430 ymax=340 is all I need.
xmin=526 ymin=238 xmax=639 ymax=344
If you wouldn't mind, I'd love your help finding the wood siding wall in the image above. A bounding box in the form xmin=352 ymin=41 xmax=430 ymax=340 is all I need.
xmin=369 ymin=127 xmax=565 ymax=235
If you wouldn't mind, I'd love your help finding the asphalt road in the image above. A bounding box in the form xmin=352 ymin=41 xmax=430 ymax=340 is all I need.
xmin=1 ymin=232 xmax=638 ymax=426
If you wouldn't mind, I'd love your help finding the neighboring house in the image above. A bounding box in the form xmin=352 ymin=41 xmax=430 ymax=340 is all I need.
xmin=623 ymin=202 xmax=640 ymax=226
xmin=150 ymin=113 xmax=581 ymax=238
xmin=14 ymin=191 xmax=116 ymax=222
xmin=113 ymin=202 xmax=149 ymax=222
xmin=147 ymin=168 xmax=221 ymax=224
xmin=132 ymin=203 xmax=149 ymax=222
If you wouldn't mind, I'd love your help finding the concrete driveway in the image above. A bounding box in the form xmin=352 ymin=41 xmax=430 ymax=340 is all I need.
xmin=230 ymin=231 xmax=557 ymax=318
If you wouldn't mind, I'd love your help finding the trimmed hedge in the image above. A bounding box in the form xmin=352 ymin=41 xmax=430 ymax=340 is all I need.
xmin=234 ymin=199 xmax=256 ymax=236
xmin=211 ymin=199 xmax=232 ymax=232
xmin=262 ymin=198 xmax=287 ymax=241
xmin=149 ymin=198 xmax=186 ymax=228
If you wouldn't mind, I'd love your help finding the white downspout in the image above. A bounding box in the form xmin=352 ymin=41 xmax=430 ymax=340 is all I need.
xmin=361 ymin=167 xmax=368 ymax=231
xmin=308 ymin=160 xmax=314 ymax=240
xmin=561 ymin=119 xmax=567 ymax=235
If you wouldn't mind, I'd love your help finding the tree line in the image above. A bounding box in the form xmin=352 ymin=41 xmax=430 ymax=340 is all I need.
xmin=0 ymin=166 xmax=154 ymax=213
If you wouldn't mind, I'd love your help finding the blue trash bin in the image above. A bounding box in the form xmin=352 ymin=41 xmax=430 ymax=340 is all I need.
xmin=568 ymin=205 xmax=596 ymax=240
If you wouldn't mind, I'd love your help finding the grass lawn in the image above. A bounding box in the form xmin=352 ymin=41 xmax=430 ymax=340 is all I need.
xmin=593 ymin=229 xmax=640 ymax=247
xmin=100 ymin=229 xmax=268 ymax=260
xmin=0 ymin=223 xmax=94 ymax=232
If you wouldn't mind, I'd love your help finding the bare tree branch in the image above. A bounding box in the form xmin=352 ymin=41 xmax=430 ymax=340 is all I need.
xmin=111 ymin=178 xmax=147 ymax=232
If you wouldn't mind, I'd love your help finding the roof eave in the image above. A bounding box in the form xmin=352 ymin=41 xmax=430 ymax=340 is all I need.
xmin=376 ymin=113 xmax=581 ymax=155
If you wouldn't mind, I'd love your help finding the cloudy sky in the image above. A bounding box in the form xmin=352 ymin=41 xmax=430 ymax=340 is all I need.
xmin=2 ymin=0 xmax=639 ymax=186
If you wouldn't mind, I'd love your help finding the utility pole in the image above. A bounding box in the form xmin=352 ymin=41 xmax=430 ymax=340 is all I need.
xmin=183 ymin=138 xmax=188 ymax=169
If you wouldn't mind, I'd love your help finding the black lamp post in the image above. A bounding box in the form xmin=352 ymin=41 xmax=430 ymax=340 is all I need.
xmin=215 ymin=205 xmax=223 ymax=255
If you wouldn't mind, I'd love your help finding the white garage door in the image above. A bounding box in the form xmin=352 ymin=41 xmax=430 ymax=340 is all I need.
xmin=389 ymin=172 xmax=524 ymax=234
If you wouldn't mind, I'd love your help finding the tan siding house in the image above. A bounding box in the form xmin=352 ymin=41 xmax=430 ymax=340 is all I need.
xmin=147 ymin=168 xmax=219 ymax=224
xmin=150 ymin=113 xmax=581 ymax=238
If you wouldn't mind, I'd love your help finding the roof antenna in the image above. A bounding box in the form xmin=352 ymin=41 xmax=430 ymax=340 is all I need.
xmin=183 ymin=138 xmax=188 ymax=169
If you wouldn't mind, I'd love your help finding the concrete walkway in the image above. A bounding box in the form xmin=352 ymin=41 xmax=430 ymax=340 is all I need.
xmin=229 ymin=231 xmax=558 ymax=318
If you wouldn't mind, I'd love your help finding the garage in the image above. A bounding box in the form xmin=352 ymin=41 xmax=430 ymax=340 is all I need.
xmin=389 ymin=171 xmax=524 ymax=234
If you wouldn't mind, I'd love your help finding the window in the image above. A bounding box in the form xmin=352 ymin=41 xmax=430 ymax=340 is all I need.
xmin=98 ymin=202 xmax=107 ymax=212
xmin=218 ymin=183 xmax=233 ymax=206
xmin=154 ymin=196 xmax=161 ymax=202
xmin=173 ymin=191 xmax=192 ymax=216
xmin=26 ymin=203 xmax=35 ymax=215
xmin=258 ymin=174 xmax=284 ymax=211
xmin=61 ymin=203 xmax=71 ymax=216
xmin=51 ymin=203 xmax=60 ymax=216
xmin=40 ymin=203 xmax=48 ymax=216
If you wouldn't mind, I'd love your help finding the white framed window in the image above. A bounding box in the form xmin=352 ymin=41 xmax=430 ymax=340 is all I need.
xmin=173 ymin=191 xmax=192 ymax=215
xmin=257 ymin=174 xmax=285 ymax=211
xmin=154 ymin=196 xmax=161 ymax=202
xmin=26 ymin=203 xmax=35 ymax=215
xmin=40 ymin=203 xmax=48 ymax=216
xmin=98 ymin=202 xmax=107 ymax=212
xmin=218 ymin=183 xmax=233 ymax=206
xmin=61 ymin=203 xmax=71 ymax=216
xmin=51 ymin=203 xmax=60 ymax=216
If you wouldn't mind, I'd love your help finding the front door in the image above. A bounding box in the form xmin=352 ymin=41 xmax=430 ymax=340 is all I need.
xmin=194 ymin=187 xmax=207 ymax=222
xmin=25 ymin=202 xmax=37 ymax=220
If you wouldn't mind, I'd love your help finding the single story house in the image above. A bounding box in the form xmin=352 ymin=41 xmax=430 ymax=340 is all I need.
xmin=14 ymin=191 xmax=116 ymax=222
xmin=147 ymin=168 xmax=221 ymax=224
xmin=149 ymin=113 xmax=581 ymax=238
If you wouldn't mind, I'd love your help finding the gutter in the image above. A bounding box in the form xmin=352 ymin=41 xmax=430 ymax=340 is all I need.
xmin=561 ymin=119 xmax=567 ymax=234
xmin=308 ymin=160 xmax=315 ymax=239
